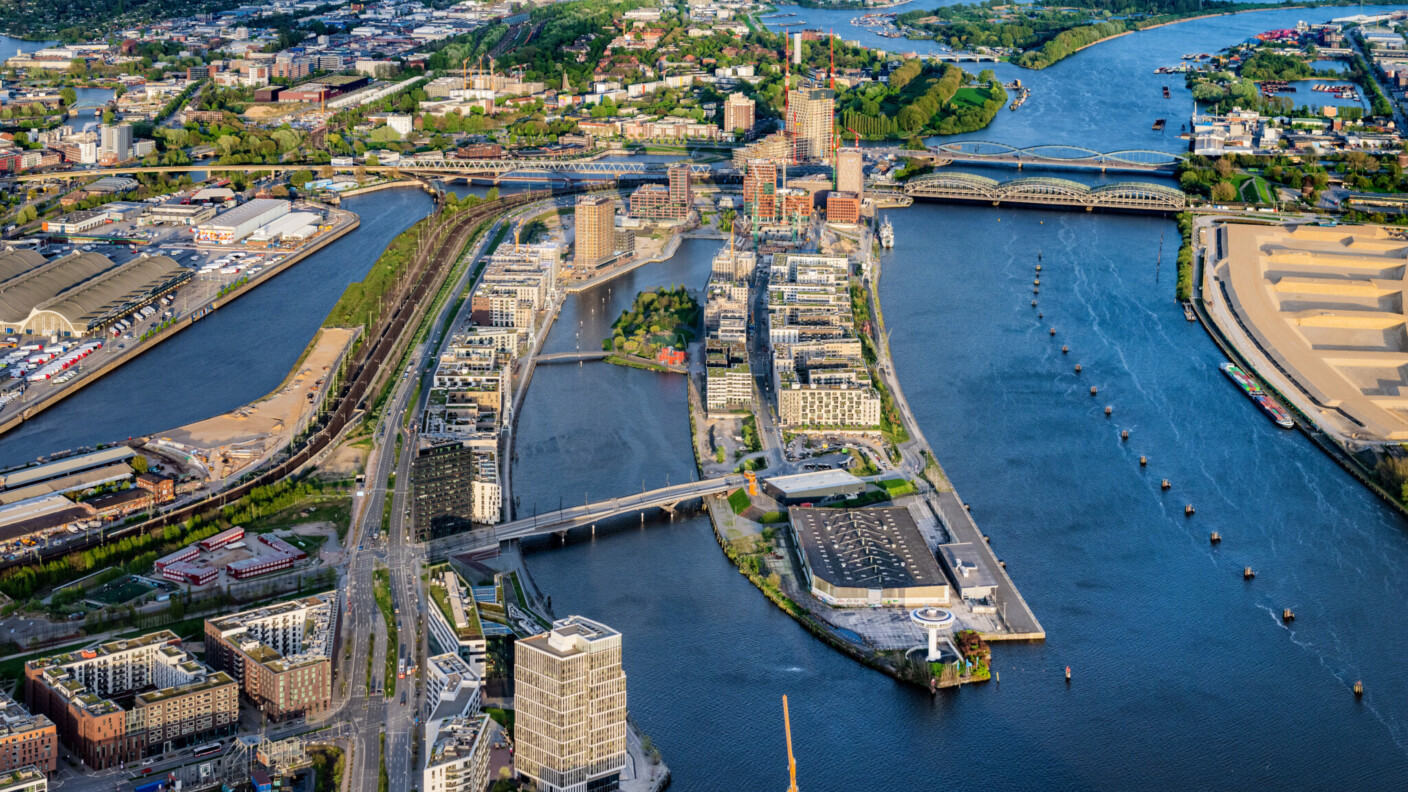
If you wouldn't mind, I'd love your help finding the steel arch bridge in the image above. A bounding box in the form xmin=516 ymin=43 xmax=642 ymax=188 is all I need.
xmin=931 ymin=140 xmax=1185 ymax=168
xmin=904 ymin=172 xmax=1186 ymax=211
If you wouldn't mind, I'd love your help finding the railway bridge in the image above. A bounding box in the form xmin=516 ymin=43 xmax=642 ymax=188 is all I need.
xmin=904 ymin=171 xmax=1187 ymax=212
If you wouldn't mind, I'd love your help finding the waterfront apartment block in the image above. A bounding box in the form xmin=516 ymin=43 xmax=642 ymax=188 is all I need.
xmin=515 ymin=616 xmax=627 ymax=792
xmin=0 ymin=692 xmax=56 ymax=775
xmin=428 ymin=569 xmax=488 ymax=665
xmin=574 ymin=195 xmax=616 ymax=268
xmin=24 ymin=632 xmax=237 ymax=769
xmin=422 ymin=713 xmax=491 ymax=792
xmin=765 ymin=254 xmax=881 ymax=429
xmin=203 ymin=593 xmax=337 ymax=722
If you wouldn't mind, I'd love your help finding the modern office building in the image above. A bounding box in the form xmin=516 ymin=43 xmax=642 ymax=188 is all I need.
xmin=573 ymin=195 xmax=616 ymax=268
xmin=786 ymin=88 xmax=835 ymax=163
xmin=836 ymin=147 xmax=864 ymax=197
xmin=826 ymin=191 xmax=861 ymax=225
xmin=515 ymin=617 xmax=627 ymax=792
xmin=723 ymin=92 xmax=756 ymax=135
xmin=24 ymin=632 xmax=238 ymax=769
xmin=203 ymin=593 xmax=337 ymax=722
xmin=0 ymin=691 xmax=56 ymax=775
xmin=98 ymin=124 xmax=132 ymax=163
xmin=412 ymin=442 xmax=481 ymax=539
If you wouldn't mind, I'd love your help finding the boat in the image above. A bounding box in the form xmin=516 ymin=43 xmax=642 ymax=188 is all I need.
xmin=1163 ymin=85 xmax=1171 ymax=98
xmin=1220 ymin=363 xmax=1294 ymax=428
xmin=879 ymin=216 xmax=894 ymax=248
xmin=1153 ymin=119 xmax=1166 ymax=130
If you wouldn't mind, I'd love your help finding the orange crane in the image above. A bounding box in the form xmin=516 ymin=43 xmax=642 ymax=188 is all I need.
xmin=783 ymin=695 xmax=799 ymax=792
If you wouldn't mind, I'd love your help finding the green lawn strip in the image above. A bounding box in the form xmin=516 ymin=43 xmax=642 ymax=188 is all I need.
xmin=372 ymin=568 xmax=398 ymax=697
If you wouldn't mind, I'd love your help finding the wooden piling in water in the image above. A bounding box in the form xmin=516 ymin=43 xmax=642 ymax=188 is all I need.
xmin=1243 ymin=566 xmax=1255 ymax=580
xmin=1209 ymin=531 xmax=1220 ymax=543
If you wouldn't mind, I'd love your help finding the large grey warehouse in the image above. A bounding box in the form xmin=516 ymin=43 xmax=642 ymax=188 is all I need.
xmin=0 ymin=250 xmax=190 ymax=337
xmin=789 ymin=506 xmax=952 ymax=607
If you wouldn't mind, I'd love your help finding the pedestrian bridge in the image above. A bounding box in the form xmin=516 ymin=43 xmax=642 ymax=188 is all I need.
xmin=904 ymin=172 xmax=1187 ymax=212
xmin=534 ymin=350 xmax=609 ymax=364
xmin=426 ymin=474 xmax=746 ymax=559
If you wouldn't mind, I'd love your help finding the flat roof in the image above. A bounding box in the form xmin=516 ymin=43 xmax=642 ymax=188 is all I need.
xmin=936 ymin=543 xmax=998 ymax=595
xmin=201 ymin=199 xmax=289 ymax=230
xmin=789 ymin=506 xmax=948 ymax=591
xmin=764 ymin=469 xmax=864 ymax=495
xmin=1 ymin=447 xmax=134 ymax=491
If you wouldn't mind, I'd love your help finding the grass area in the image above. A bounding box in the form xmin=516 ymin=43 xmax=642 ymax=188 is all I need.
xmin=324 ymin=217 xmax=429 ymax=331
xmin=240 ymin=494 xmax=353 ymax=538
xmin=372 ymin=568 xmax=398 ymax=697
xmin=950 ymin=86 xmax=989 ymax=109
xmin=603 ymin=354 xmax=674 ymax=373
xmin=426 ymin=568 xmax=482 ymax=640
xmin=877 ymin=478 xmax=918 ymax=498
xmin=1233 ymin=174 xmax=1275 ymax=205
xmin=485 ymin=707 xmax=515 ymax=737
xmin=377 ymin=733 xmax=389 ymax=792
xmin=282 ymin=533 xmax=328 ymax=554
xmin=740 ymin=415 xmax=762 ymax=453
xmin=727 ymin=488 xmax=751 ymax=515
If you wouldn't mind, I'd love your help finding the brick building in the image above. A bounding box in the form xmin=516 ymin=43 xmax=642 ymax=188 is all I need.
xmin=204 ymin=593 xmax=337 ymax=722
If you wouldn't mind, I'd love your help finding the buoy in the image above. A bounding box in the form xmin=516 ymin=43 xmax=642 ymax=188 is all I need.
xmin=1140 ymin=455 xmax=1148 ymax=466
xmin=1184 ymin=503 xmax=1194 ymax=516
xmin=1061 ymin=345 xmax=1069 ymax=354
xmin=1090 ymin=386 xmax=1098 ymax=396
xmin=1034 ymin=279 xmax=1041 ymax=286
xmin=1074 ymin=364 xmax=1082 ymax=373
xmin=1105 ymin=406 xmax=1113 ymax=416
xmin=1121 ymin=429 xmax=1129 ymax=441
xmin=1161 ymin=479 xmax=1170 ymax=490
xmin=1038 ymin=313 xmax=1043 ymax=319
xmin=1065 ymin=666 xmax=1071 ymax=682
xmin=1036 ymin=264 xmax=1042 ymax=271
xmin=1050 ymin=328 xmax=1056 ymax=336
xmin=1210 ymin=531 xmax=1220 ymax=544
xmin=1354 ymin=681 xmax=1364 ymax=697
xmin=1243 ymin=566 xmax=1255 ymax=580
xmin=1282 ymin=608 xmax=1295 ymax=622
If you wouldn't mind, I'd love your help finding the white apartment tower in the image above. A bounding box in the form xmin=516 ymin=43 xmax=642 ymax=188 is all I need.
xmin=514 ymin=617 xmax=627 ymax=792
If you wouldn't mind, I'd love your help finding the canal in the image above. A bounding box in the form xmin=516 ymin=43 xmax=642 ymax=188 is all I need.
xmin=515 ymin=7 xmax=1408 ymax=791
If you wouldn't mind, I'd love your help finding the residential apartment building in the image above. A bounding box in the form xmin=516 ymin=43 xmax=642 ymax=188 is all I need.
xmin=422 ymin=714 xmax=492 ymax=792
xmin=0 ymin=692 xmax=56 ymax=775
xmin=24 ymin=632 xmax=238 ymax=769
xmin=515 ymin=617 xmax=627 ymax=792
xmin=0 ymin=767 xmax=45 ymax=792
xmin=427 ymin=569 xmax=488 ymax=666
xmin=705 ymin=340 xmax=752 ymax=414
xmin=742 ymin=159 xmax=779 ymax=224
xmin=723 ymin=92 xmax=756 ymax=135
xmin=629 ymin=164 xmax=693 ymax=220
xmin=202 ymin=593 xmax=337 ymax=722
xmin=574 ymin=195 xmax=616 ymax=268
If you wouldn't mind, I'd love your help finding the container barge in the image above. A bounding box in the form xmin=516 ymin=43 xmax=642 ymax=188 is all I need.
xmin=1221 ymin=363 xmax=1294 ymax=428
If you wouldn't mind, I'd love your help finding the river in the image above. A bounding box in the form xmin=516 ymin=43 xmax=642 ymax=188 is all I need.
xmin=514 ymin=8 xmax=1408 ymax=791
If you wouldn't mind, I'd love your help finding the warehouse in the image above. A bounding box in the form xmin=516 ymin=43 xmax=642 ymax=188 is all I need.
xmin=148 ymin=204 xmax=217 ymax=225
xmin=0 ymin=446 xmax=135 ymax=491
xmin=0 ymin=249 xmax=45 ymax=285
xmin=936 ymin=543 xmax=998 ymax=602
xmin=246 ymin=211 xmax=321 ymax=244
xmin=789 ymin=506 xmax=952 ymax=607
xmin=0 ymin=252 xmax=189 ymax=337
xmin=761 ymin=469 xmax=865 ymax=505
xmin=194 ymin=199 xmax=290 ymax=244
xmin=40 ymin=210 xmax=107 ymax=235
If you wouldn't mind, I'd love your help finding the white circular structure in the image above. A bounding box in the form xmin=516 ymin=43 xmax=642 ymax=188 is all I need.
xmin=911 ymin=607 xmax=955 ymax=661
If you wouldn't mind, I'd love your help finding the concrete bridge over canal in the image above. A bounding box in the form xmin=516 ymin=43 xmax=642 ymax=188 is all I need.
xmin=426 ymin=474 xmax=746 ymax=559
xmin=533 ymin=350 xmax=610 ymax=365
xmin=904 ymin=171 xmax=1187 ymax=212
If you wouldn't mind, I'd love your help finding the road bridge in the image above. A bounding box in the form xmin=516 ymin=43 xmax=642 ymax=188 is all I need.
xmin=426 ymin=474 xmax=745 ymax=559
xmin=904 ymin=171 xmax=1187 ymax=212
xmin=534 ymin=350 xmax=609 ymax=364
xmin=930 ymin=141 xmax=1185 ymax=172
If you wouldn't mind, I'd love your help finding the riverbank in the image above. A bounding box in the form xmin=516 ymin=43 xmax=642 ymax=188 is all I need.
xmin=0 ymin=208 xmax=360 ymax=443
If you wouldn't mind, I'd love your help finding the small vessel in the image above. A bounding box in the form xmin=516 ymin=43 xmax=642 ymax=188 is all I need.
xmin=1162 ymin=85 xmax=1171 ymax=98
xmin=879 ymin=216 xmax=894 ymax=248
xmin=1153 ymin=119 xmax=1166 ymax=130
xmin=1220 ymin=363 xmax=1294 ymax=428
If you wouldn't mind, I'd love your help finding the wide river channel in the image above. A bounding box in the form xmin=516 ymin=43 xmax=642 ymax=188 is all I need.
xmin=8 ymin=6 xmax=1408 ymax=788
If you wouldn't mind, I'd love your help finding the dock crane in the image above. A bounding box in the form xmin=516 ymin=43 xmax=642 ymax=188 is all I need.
xmin=783 ymin=695 xmax=799 ymax=792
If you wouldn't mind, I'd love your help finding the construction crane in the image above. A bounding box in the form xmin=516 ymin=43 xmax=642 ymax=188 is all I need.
xmin=783 ymin=695 xmax=799 ymax=792
xmin=846 ymin=126 xmax=861 ymax=149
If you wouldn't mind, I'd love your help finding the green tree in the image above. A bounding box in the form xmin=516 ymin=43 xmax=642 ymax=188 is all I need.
xmin=59 ymin=87 xmax=77 ymax=105
xmin=1211 ymin=181 xmax=1237 ymax=203
xmin=131 ymin=456 xmax=149 ymax=475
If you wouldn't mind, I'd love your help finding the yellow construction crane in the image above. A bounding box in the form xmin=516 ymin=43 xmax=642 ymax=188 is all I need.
xmin=783 ymin=695 xmax=799 ymax=792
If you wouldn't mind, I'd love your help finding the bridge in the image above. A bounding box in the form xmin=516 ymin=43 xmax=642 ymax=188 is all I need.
xmin=426 ymin=474 xmax=745 ymax=559
xmin=871 ymin=141 xmax=1187 ymax=173
xmin=904 ymin=171 xmax=1187 ymax=212
xmin=2 ymin=160 xmax=715 ymax=183
xmin=534 ymin=350 xmax=609 ymax=364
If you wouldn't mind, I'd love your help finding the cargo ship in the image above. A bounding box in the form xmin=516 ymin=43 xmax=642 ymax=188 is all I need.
xmin=879 ymin=216 xmax=894 ymax=248
xmin=1220 ymin=363 xmax=1294 ymax=428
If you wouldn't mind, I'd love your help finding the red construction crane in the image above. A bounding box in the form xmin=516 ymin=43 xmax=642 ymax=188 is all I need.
xmin=845 ymin=126 xmax=861 ymax=148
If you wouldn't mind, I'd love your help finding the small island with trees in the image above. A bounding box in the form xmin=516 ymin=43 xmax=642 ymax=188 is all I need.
xmin=603 ymin=286 xmax=700 ymax=371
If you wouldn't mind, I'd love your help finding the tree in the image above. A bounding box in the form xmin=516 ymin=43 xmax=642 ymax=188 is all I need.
xmin=59 ymin=87 xmax=76 ymax=105
xmin=130 ymin=455 xmax=148 ymax=475
xmin=1213 ymin=157 xmax=1233 ymax=178
xmin=1210 ymin=181 xmax=1237 ymax=202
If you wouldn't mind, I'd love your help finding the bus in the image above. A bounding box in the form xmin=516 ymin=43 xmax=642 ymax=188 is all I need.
xmin=192 ymin=742 xmax=223 ymax=759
